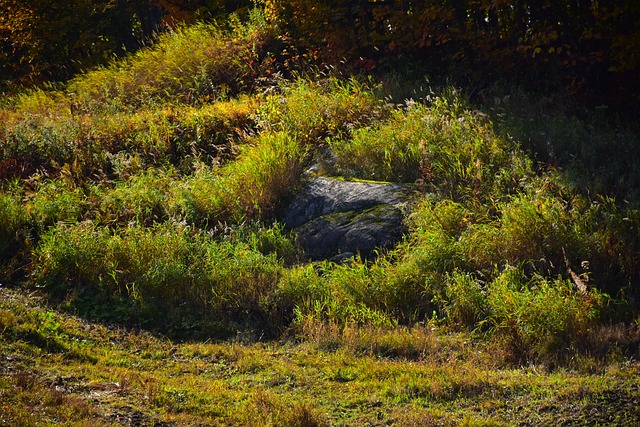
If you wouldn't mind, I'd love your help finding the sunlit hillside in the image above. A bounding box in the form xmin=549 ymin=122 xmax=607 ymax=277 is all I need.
xmin=2 ymin=4 xmax=640 ymax=426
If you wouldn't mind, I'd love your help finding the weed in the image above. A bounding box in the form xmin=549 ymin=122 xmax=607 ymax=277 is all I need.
xmin=0 ymin=188 xmax=29 ymax=261
xmin=31 ymin=221 xmax=292 ymax=336
xmin=330 ymin=105 xmax=426 ymax=182
xmin=486 ymin=267 xmax=604 ymax=363
xmin=442 ymin=270 xmax=488 ymax=330
xmin=330 ymin=90 xmax=533 ymax=201
xmin=95 ymin=168 xmax=178 ymax=226
xmin=181 ymin=131 xmax=305 ymax=225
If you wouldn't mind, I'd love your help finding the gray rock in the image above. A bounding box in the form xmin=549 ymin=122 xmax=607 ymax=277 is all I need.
xmin=280 ymin=177 xmax=413 ymax=261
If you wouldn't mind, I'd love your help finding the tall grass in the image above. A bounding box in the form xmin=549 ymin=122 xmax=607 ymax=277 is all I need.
xmin=31 ymin=221 xmax=292 ymax=336
xmin=0 ymin=189 xmax=28 ymax=262
xmin=94 ymin=168 xmax=179 ymax=227
xmin=256 ymin=78 xmax=385 ymax=145
xmin=486 ymin=268 xmax=604 ymax=362
xmin=0 ymin=98 xmax=257 ymax=182
xmin=330 ymin=90 xmax=534 ymax=203
xmin=180 ymin=130 xmax=306 ymax=225
xmin=68 ymin=11 xmax=275 ymax=112
xmin=1 ymin=13 xmax=639 ymax=365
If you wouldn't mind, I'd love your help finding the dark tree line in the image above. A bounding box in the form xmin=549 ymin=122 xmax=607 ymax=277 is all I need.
xmin=2 ymin=0 xmax=639 ymax=105
xmin=263 ymin=0 xmax=640 ymax=105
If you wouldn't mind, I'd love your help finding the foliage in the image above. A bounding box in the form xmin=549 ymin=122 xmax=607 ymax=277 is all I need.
xmin=256 ymin=78 xmax=385 ymax=145
xmin=330 ymin=91 xmax=533 ymax=193
xmin=0 ymin=0 xmax=162 ymax=85
xmin=2 ymin=10 xmax=640 ymax=427
xmin=262 ymin=0 xmax=640 ymax=105
xmin=0 ymin=187 xmax=28 ymax=261
xmin=0 ymin=96 xmax=256 ymax=181
xmin=0 ymin=0 xmax=257 ymax=88
xmin=180 ymin=130 xmax=305 ymax=225
xmin=486 ymin=268 xmax=604 ymax=363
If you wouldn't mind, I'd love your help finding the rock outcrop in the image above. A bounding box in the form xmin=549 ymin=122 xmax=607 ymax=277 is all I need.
xmin=280 ymin=177 xmax=413 ymax=261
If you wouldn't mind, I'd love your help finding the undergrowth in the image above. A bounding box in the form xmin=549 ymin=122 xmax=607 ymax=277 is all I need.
xmin=0 ymin=10 xmax=639 ymax=367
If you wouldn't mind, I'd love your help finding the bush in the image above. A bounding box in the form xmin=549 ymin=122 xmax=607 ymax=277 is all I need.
xmin=330 ymin=106 xmax=424 ymax=182
xmin=1 ymin=96 xmax=257 ymax=183
xmin=0 ymin=189 xmax=29 ymax=262
xmin=90 ymin=98 xmax=257 ymax=172
xmin=0 ymin=114 xmax=84 ymax=180
xmin=27 ymin=180 xmax=84 ymax=234
xmin=181 ymin=131 xmax=305 ymax=225
xmin=1 ymin=179 xmax=84 ymax=264
xmin=31 ymin=221 xmax=288 ymax=335
xmin=331 ymin=90 xmax=533 ymax=200
xmin=95 ymin=169 xmax=179 ymax=227
xmin=442 ymin=270 xmax=487 ymax=330
xmin=486 ymin=267 xmax=604 ymax=362
xmin=280 ymin=253 xmax=432 ymax=331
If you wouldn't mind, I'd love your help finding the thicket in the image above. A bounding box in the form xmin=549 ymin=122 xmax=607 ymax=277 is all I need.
xmin=262 ymin=0 xmax=640 ymax=107
xmin=4 ymin=1 xmax=640 ymax=109
xmin=1 ymin=9 xmax=639 ymax=365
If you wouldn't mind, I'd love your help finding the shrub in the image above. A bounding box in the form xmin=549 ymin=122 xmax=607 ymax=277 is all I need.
xmin=330 ymin=104 xmax=425 ymax=182
xmin=458 ymin=190 xmax=579 ymax=276
xmin=0 ymin=114 xmax=83 ymax=180
xmin=230 ymin=221 xmax=300 ymax=266
xmin=1 ymin=179 xmax=84 ymax=264
xmin=95 ymin=169 xmax=179 ymax=227
xmin=401 ymin=199 xmax=471 ymax=277
xmin=181 ymin=131 xmax=305 ymax=225
xmin=442 ymin=270 xmax=488 ymax=330
xmin=486 ymin=267 xmax=604 ymax=362
xmin=27 ymin=179 xmax=84 ymax=234
xmin=1 ymin=95 xmax=257 ymax=182
xmin=280 ymin=252 xmax=433 ymax=333
xmin=0 ymin=189 xmax=29 ymax=262
xmin=90 ymin=98 xmax=257 ymax=173
xmin=331 ymin=90 xmax=533 ymax=200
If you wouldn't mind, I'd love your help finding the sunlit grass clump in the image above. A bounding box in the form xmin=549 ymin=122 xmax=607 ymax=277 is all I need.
xmin=256 ymin=78 xmax=386 ymax=144
xmin=68 ymin=10 xmax=275 ymax=112
xmin=330 ymin=90 xmax=534 ymax=201
xmin=0 ymin=97 xmax=257 ymax=182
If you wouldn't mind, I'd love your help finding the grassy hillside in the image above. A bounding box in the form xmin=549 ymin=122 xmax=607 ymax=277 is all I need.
xmin=1 ymin=11 xmax=640 ymax=425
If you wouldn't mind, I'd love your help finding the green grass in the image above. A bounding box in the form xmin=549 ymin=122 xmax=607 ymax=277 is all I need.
xmin=1 ymin=288 xmax=640 ymax=426
xmin=1 ymin=12 xmax=640 ymax=425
